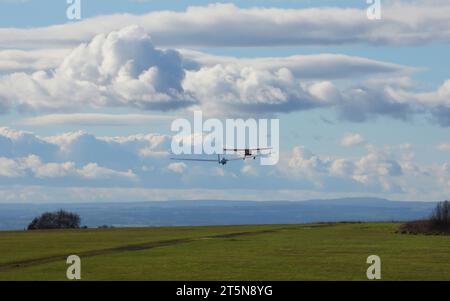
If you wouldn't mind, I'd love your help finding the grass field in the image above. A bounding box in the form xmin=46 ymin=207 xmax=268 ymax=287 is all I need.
xmin=0 ymin=222 xmax=448 ymax=280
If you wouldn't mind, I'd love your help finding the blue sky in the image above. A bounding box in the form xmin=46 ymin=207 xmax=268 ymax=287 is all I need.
xmin=0 ymin=0 xmax=449 ymax=202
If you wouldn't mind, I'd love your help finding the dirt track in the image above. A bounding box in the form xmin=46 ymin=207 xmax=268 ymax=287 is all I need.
xmin=0 ymin=227 xmax=290 ymax=272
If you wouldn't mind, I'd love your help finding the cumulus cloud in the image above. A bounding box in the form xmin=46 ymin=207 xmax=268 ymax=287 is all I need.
xmin=0 ymin=25 xmax=417 ymax=118
xmin=330 ymin=159 xmax=355 ymax=178
xmin=0 ymin=154 xmax=136 ymax=180
xmin=241 ymin=164 xmax=258 ymax=176
xmin=351 ymin=147 xmax=404 ymax=191
xmin=286 ymin=144 xmax=430 ymax=193
xmin=0 ymin=26 xmax=450 ymax=126
xmin=167 ymin=162 xmax=187 ymax=174
xmin=1 ymin=2 xmax=450 ymax=48
xmin=0 ymin=127 xmax=448 ymax=200
xmin=182 ymin=60 xmax=423 ymax=118
xmin=341 ymin=133 xmax=365 ymax=147
xmin=0 ymin=128 xmax=170 ymax=184
xmin=182 ymin=45 xmax=427 ymax=116
xmin=0 ymin=127 xmax=59 ymax=160
xmin=437 ymin=143 xmax=450 ymax=152
xmin=0 ymin=25 xmax=195 ymax=113
xmin=1 ymin=127 xmax=270 ymax=190
xmin=184 ymin=65 xmax=319 ymax=115
xmin=386 ymin=79 xmax=450 ymax=126
xmin=42 ymin=130 xmax=172 ymax=170
xmin=288 ymin=146 xmax=330 ymax=177
xmin=0 ymin=157 xmax=22 ymax=177
xmin=1 ymin=24 xmax=448 ymax=124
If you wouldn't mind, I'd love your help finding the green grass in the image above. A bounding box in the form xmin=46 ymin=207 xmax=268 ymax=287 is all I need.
xmin=0 ymin=222 xmax=448 ymax=280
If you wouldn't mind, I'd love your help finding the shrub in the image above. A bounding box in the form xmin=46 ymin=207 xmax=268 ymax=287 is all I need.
xmin=27 ymin=210 xmax=81 ymax=230
xmin=398 ymin=201 xmax=450 ymax=235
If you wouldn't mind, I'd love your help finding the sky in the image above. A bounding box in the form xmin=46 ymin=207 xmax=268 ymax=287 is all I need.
xmin=0 ymin=0 xmax=449 ymax=203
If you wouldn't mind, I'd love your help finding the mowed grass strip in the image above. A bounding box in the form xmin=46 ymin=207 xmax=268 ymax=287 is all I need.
xmin=0 ymin=223 xmax=449 ymax=280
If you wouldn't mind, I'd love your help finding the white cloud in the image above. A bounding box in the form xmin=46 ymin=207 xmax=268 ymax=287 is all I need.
xmin=0 ymin=128 xmax=169 ymax=184
xmin=352 ymin=147 xmax=404 ymax=187
xmin=176 ymin=50 xmax=429 ymax=118
xmin=387 ymin=79 xmax=450 ymax=126
xmin=41 ymin=130 xmax=172 ymax=167
xmin=0 ymin=157 xmax=22 ymax=177
xmin=286 ymin=144 xmax=426 ymax=193
xmin=0 ymin=127 xmax=59 ymax=160
xmin=288 ymin=146 xmax=330 ymax=177
xmin=0 ymin=127 xmax=448 ymax=201
xmin=0 ymin=45 xmax=414 ymax=77
xmin=1 ymin=25 xmax=449 ymax=123
xmin=1 ymin=3 xmax=450 ymax=48
xmin=167 ymin=162 xmax=187 ymax=174
xmin=341 ymin=133 xmax=365 ymax=147
xmin=330 ymin=159 xmax=355 ymax=177
xmin=0 ymin=25 xmax=195 ymax=113
xmin=241 ymin=164 xmax=258 ymax=176
xmin=180 ymin=50 xmax=413 ymax=80
xmin=184 ymin=65 xmax=316 ymax=115
xmin=287 ymin=146 xmax=331 ymax=188
xmin=437 ymin=143 xmax=450 ymax=152
xmin=0 ymin=127 xmax=31 ymax=140
xmin=0 ymin=186 xmax=428 ymax=204
xmin=77 ymin=163 xmax=136 ymax=180
xmin=21 ymin=155 xmax=75 ymax=178
xmin=0 ymin=49 xmax=71 ymax=73
xmin=0 ymin=27 xmax=417 ymax=118
xmin=17 ymin=113 xmax=174 ymax=126
xmin=0 ymin=154 xmax=136 ymax=180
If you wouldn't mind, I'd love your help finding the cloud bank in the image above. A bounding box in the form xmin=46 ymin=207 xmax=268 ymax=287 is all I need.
xmin=1 ymin=2 xmax=450 ymax=48
xmin=18 ymin=113 xmax=174 ymax=126
xmin=1 ymin=25 xmax=449 ymax=125
xmin=0 ymin=128 xmax=448 ymax=202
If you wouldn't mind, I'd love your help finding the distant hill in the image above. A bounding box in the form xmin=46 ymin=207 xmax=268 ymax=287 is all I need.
xmin=302 ymin=197 xmax=432 ymax=207
xmin=0 ymin=198 xmax=436 ymax=230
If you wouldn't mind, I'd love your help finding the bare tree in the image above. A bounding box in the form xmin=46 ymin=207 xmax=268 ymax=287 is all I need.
xmin=430 ymin=200 xmax=450 ymax=226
